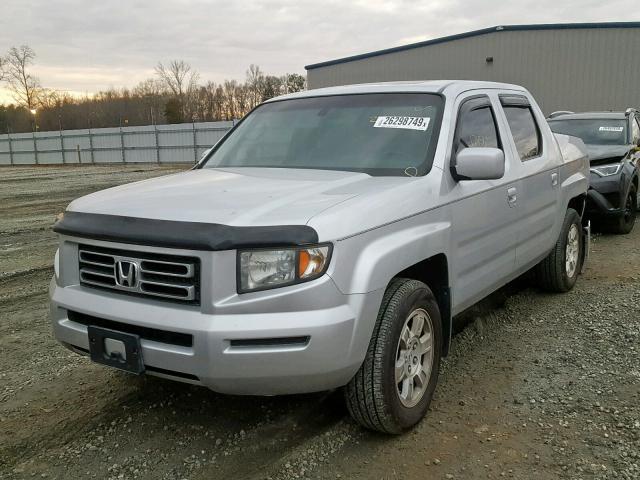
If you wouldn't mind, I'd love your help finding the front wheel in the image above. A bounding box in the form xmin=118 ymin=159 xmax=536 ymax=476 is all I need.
xmin=345 ymin=278 xmax=442 ymax=434
xmin=535 ymin=208 xmax=583 ymax=292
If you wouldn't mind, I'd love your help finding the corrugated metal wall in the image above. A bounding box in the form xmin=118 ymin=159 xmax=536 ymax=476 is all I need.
xmin=306 ymin=28 xmax=640 ymax=114
xmin=0 ymin=121 xmax=233 ymax=166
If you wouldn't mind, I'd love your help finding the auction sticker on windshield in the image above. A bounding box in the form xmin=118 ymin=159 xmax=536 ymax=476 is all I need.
xmin=373 ymin=116 xmax=430 ymax=131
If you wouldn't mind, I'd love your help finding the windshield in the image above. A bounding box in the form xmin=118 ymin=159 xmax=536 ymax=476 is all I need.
xmin=203 ymin=93 xmax=444 ymax=176
xmin=548 ymin=118 xmax=628 ymax=146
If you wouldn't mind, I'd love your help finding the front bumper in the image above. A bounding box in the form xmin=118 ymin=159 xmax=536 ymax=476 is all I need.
xmin=586 ymin=167 xmax=636 ymax=217
xmin=50 ymin=237 xmax=383 ymax=395
xmin=586 ymin=188 xmax=624 ymax=217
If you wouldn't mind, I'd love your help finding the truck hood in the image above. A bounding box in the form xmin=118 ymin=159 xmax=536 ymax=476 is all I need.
xmin=583 ymin=144 xmax=630 ymax=164
xmin=67 ymin=167 xmax=375 ymax=226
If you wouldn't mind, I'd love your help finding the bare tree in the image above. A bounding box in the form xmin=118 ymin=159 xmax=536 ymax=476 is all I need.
xmin=133 ymin=78 xmax=167 ymax=124
xmin=155 ymin=60 xmax=197 ymax=97
xmin=132 ymin=78 xmax=166 ymax=97
xmin=38 ymin=88 xmax=62 ymax=109
xmin=222 ymin=80 xmax=239 ymax=120
xmin=155 ymin=60 xmax=199 ymax=120
xmin=212 ymin=84 xmax=225 ymax=120
xmin=1 ymin=59 xmax=306 ymax=132
xmin=246 ymin=64 xmax=264 ymax=108
xmin=6 ymin=45 xmax=42 ymax=109
xmin=235 ymin=84 xmax=251 ymax=117
xmin=194 ymin=81 xmax=220 ymax=121
xmin=0 ymin=55 xmax=7 ymax=82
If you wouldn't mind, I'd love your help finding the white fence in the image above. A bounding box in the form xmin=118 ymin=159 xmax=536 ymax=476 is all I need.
xmin=0 ymin=121 xmax=235 ymax=165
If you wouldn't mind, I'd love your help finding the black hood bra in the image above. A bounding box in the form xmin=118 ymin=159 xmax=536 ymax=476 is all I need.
xmin=54 ymin=211 xmax=319 ymax=251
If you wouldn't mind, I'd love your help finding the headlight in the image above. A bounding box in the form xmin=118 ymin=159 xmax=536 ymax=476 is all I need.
xmin=54 ymin=248 xmax=60 ymax=279
xmin=590 ymin=163 xmax=623 ymax=177
xmin=238 ymin=244 xmax=332 ymax=292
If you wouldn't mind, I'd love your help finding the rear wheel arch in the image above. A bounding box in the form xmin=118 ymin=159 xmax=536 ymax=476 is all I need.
xmin=535 ymin=208 xmax=583 ymax=292
xmin=567 ymin=193 xmax=587 ymax=220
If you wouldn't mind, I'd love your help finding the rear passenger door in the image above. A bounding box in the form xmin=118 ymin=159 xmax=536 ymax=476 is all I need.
xmin=498 ymin=94 xmax=561 ymax=270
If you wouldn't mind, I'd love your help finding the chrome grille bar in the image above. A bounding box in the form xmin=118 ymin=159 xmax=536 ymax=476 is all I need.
xmin=139 ymin=259 xmax=194 ymax=278
xmin=78 ymin=245 xmax=200 ymax=304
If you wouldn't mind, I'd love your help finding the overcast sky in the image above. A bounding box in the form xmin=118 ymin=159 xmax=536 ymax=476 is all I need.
xmin=1 ymin=0 xmax=638 ymax=102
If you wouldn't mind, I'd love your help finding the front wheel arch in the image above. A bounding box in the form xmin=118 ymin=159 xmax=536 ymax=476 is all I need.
xmin=393 ymin=254 xmax=451 ymax=357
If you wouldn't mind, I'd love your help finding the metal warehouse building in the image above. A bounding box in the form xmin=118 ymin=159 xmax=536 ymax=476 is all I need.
xmin=305 ymin=22 xmax=640 ymax=114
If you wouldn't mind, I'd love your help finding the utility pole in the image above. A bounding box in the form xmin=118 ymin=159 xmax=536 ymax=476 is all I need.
xmin=30 ymin=108 xmax=39 ymax=164
xmin=59 ymin=114 xmax=65 ymax=164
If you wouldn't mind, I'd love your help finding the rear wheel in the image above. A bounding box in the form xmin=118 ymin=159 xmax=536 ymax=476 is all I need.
xmin=345 ymin=278 xmax=442 ymax=434
xmin=535 ymin=208 xmax=583 ymax=292
xmin=604 ymin=185 xmax=636 ymax=234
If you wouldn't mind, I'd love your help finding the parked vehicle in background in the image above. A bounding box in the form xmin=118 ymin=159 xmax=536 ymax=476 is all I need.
xmin=50 ymin=81 xmax=590 ymax=434
xmin=548 ymin=110 xmax=575 ymax=119
xmin=548 ymin=109 xmax=640 ymax=234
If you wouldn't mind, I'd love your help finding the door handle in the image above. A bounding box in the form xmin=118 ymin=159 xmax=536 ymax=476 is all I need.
xmin=551 ymin=172 xmax=559 ymax=187
xmin=507 ymin=187 xmax=517 ymax=207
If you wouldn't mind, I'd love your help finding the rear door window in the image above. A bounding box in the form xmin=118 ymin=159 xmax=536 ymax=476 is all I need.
xmin=502 ymin=104 xmax=542 ymax=161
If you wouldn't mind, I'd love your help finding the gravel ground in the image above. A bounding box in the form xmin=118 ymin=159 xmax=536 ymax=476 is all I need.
xmin=0 ymin=165 xmax=638 ymax=480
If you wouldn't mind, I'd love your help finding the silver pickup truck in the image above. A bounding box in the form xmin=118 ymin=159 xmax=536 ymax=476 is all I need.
xmin=50 ymin=80 xmax=589 ymax=434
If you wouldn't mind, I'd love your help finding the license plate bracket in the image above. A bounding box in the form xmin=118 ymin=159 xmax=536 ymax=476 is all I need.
xmin=87 ymin=326 xmax=145 ymax=375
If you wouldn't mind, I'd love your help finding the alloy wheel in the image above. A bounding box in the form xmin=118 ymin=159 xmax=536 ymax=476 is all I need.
xmin=395 ymin=308 xmax=434 ymax=408
xmin=565 ymin=224 xmax=580 ymax=277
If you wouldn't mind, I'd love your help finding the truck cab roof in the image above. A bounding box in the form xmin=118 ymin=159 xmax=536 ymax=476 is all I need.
xmin=271 ymin=80 xmax=528 ymax=102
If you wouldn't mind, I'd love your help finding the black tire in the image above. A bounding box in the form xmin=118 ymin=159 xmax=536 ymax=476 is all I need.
xmin=344 ymin=278 xmax=442 ymax=434
xmin=604 ymin=185 xmax=637 ymax=234
xmin=535 ymin=208 xmax=583 ymax=293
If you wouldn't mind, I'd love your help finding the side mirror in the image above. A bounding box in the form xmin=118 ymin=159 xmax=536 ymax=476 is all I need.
xmin=454 ymin=147 xmax=505 ymax=180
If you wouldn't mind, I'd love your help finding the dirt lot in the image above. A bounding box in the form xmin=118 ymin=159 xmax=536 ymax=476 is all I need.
xmin=1 ymin=165 xmax=639 ymax=480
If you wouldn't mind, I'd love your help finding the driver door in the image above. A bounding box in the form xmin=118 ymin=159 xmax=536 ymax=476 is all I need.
xmin=448 ymin=93 xmax=522 ymax=313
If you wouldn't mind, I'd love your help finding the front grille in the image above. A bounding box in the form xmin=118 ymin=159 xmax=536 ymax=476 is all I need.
xmin=78 ymin=244 xmax=200 ymax=304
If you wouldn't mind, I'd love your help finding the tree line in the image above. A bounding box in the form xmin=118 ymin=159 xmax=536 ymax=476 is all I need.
xmin=0 ymin=46 xmax=306 ymax=133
